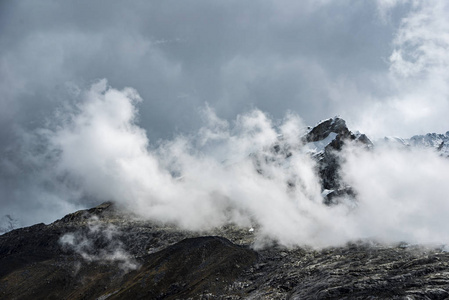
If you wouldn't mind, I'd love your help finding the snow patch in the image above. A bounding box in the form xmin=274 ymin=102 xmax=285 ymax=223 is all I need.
xmin=305 ymin=132 xmax=338 ymax=154
xmin=321 ymin=189 xmax=335 ymax=197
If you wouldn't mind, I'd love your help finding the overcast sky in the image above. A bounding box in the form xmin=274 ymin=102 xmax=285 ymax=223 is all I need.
xmin=2 ymin=0 xmax=448 ymax=141
xmin=1 ymin=0 xmax=449 ymax=231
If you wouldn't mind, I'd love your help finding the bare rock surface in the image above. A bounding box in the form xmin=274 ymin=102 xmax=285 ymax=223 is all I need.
xmin=1 ymin=202 xmax=449 ymax=299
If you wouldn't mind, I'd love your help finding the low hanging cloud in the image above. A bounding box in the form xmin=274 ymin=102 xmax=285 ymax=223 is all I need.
xmin=49 ymin=80 xmax=329 ymax=246
xmin=60 ymin=216 xmax=139 ymax=272
xmin=41 ymin=80 xmax=449 ymax=248
xmin=340 ymin=144 xmax=449 ymax=245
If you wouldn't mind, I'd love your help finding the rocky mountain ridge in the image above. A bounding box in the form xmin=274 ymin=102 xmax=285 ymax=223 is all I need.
xmin=304 ymin=117 xmax=372 ymax=204
xmin=384 ymin=132 xmax=449 ymax=157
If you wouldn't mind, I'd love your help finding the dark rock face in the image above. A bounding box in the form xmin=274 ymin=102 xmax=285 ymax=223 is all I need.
xmin=305 ymin=117 xmax=351 ymax=143
xmin=2 ymin=203 xmax=449 ymax=299
xmin=0 ymin=223 xmax=62 ymax=278
xmin=252 ymin=117 xmax=372 ymax=205
xmin=306 ymin=118 xmax=372 ymax=205
xmin=0 ymin=204 xmax=258 ymax=300
xmin=114 ymin=236 xmax=257 ymax=299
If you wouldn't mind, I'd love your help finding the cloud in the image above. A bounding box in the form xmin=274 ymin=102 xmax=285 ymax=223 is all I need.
xmin=60 ymin=216 xmax=139 ymax=272
xmin=0 ymin=214 xmax=20 ymax=234
xmin=48 ymin=80 xmax=328 ymax=246
xmin=2 ymin=78 xmax=449 ymax=249
xmin=1 ymin=1 xmax=449 ymax=248
xmin=3 ymin=0 xmax=447 ymax=143
xmin=342 ymin=0 xmax=449 ymax=138
xmin=44 ymin=80 xmax=449 ymax=248
xmin=0 ymin=0 xmax=397 ymax=143
xmin=340 ymin=143 xmax=449 ymax=245
xmin=389 ymin=0 xmax=449 ymax=78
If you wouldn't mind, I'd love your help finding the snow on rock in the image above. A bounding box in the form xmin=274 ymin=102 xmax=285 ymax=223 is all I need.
xmin=383 ymin=136 xmax=410 ymax=147
xmin=409 ymin=132 xmax=449 ymax=156
xmin=382 ymin=131 xmax=449 ymax=157
xmin=305 ymin=117 xmax=349 ymax=143
xmin=305 ymin=132 xmax=338 ymax=155
xmin=321 ymin=189 xmax=335 ymax=197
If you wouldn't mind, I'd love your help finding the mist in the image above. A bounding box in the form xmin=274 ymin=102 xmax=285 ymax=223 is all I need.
xmin=59 ymin=216 xmax=139 ymax=272
xmin=1 ymin=1 xmax=449 ymax=248
xmin=341 ymin=144 xmax=449 ymax=245
xmin=6 ymin=79 xmax=444 ymax=248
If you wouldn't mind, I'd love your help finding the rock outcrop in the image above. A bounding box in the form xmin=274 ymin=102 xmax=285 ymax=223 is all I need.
xmin=251 ymin=117 xmax=373 ymax=205
xmin=305 ymin=117 xmax=372 ymax=204
xmin=409 ymin=132 xmax=449 ymax=157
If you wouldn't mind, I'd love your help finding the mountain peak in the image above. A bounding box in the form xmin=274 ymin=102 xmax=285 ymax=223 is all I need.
xmin=306 ymin=117 xmax=350 ymax=143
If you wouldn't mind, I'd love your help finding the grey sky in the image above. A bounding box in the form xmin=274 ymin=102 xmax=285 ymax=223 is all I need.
xmin=1 ymin=0 xmax=449 ymax=227
xmin=1 ymin=1 xmax=404 ymax=139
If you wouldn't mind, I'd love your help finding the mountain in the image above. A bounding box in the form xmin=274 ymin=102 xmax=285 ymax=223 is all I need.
xmin=384 ymin=132 xmax=449 ymax=157
xmin=2 ymin=202 xmax=449 ymax=299
xmin=303 ymin=117 xmax=372 ymax=204
xmin=1 ymin=117 xmax=449 ymax=299
xmin=409 ymin=132 xmax=449 ymax=157
xmin=250 ymin=117 xmax=373 ymax=205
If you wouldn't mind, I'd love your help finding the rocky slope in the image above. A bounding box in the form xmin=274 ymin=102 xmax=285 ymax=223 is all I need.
xmin=1 ymin=202 xmax=449 ymax=299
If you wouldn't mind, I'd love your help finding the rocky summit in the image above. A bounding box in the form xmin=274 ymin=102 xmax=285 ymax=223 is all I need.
xmin=1 ymin=118 xmax=449 ymax=299
xmin=304 ymin=117 xmax=372 ymax=205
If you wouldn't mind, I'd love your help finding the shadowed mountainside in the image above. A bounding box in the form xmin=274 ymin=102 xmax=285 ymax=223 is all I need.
xmin=1 ymin=202 xmax=449 ymax=299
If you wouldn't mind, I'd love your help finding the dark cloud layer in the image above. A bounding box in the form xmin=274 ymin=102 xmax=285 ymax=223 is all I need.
xmin=1 ymin=1 xmax=399 ymax=140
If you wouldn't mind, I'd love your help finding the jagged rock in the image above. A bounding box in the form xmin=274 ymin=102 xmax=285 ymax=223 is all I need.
xmin=383 ymin=132 xmax=449 ymax=157
xmin=305 ymin=117 xmax=372 ymax=204
xmin=409 ymin=132 xmax=449 ymax=157
xmin=305 ymin=117 xmax=351 ymax=143
xmin=251 ymin=117 xmax=372 ymax=205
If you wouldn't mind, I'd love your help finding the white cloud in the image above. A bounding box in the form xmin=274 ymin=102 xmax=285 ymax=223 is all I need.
xmin=48 ymin=80 xmax=345 ymax=247
xmin=389 ymin=1 xmax=449 ymax=78
xmin=46 ymin=80 xmax=449 ymax=248
xmin=341 ymin=144 xmax=449 ymax=245
xmin=60 ymin=216 xmax=139 ymax=272
xmin=347 ymin=0 xmax=449 ymax=138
